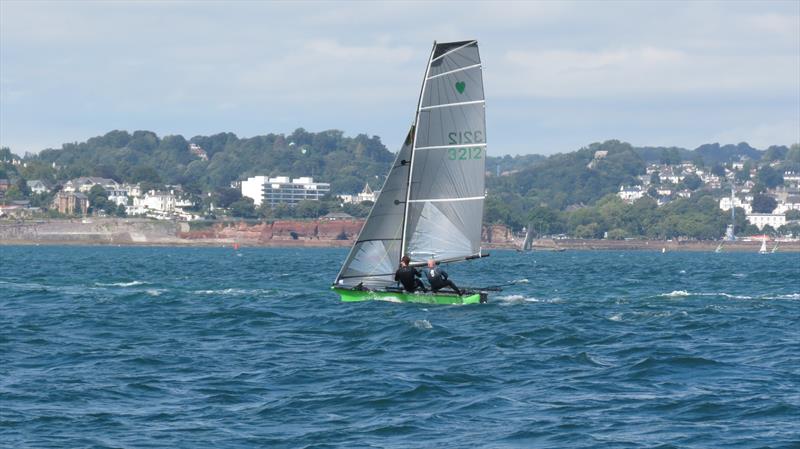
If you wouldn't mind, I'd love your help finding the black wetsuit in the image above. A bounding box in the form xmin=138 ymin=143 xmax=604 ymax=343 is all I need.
xmin=424 ymin=266 xmax=461 ymax=294
xmin=395 ymin=265 xmax=426 ymax=292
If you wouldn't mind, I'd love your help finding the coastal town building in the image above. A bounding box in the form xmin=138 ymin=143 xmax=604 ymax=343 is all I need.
xmin=63 ymin=177 xmax=120 ymax=193
xmin=129 ymin=190 xmax=197 ymax=220
xmin=339 ymin=183 xmax=379 ymax=204
xmin=719 ymin=196 xmax=753 ymax=215
xmin=107 ymin=189 xmax=129 ymax=207
xmin=26 ymin=180 xmax=50 ymax=194
xmin=189 ymin=143 xmax=208 ymax=161
xmin=52 ymin=192 xmax=89 ymax=215
xmin=241 ymin=175 xmax=330 ymax=207
xmin=617 ymin=185 xmax=644 ymax=204
xmin=241 ymin=176 xmax=269 ymax=207
xmin=321 ymin=211 xmax=354 ymax=221
xmin=746 ymin=213 xmax=786 ymax=230
xmin=0 ymin=201 xmax=37 ymax=218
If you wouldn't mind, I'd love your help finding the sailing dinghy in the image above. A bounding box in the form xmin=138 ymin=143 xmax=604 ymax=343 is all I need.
xmin=332 ymin=40 xmax=490 ymax=305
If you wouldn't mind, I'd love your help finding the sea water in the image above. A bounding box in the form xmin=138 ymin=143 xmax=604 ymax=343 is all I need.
xmin=1 ymin=246 xmax=798 ymax=448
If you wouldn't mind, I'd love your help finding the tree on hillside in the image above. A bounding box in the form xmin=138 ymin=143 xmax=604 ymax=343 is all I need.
xmin=710 ymin=164 xmax=726 ymax=177
xmin=681 ymin=173 xmax=703 ymax=191
xmin=751 ymin=194 xmax=777 ymax=213
xmin=229 ymin=198 xmax=257 ymax=218
xmin=660 ymin=148 xmax=681 ymax=165
xmin=756 ymin=165 xmax=784 ymax=189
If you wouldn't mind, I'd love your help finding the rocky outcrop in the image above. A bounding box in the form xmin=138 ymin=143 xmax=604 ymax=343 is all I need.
xmin=482 ymin=224 xmax=515 ymax=245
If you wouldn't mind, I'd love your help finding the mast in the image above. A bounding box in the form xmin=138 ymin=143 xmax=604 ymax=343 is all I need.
xmin=400 ymin=41 xmax=437 ymax=258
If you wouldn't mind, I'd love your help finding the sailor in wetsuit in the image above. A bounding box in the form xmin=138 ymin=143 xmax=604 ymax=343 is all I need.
xmin=424 ymin=259 xmax=463 ymax=295
xmin=394 ymin=255 xmax=427 ymax=293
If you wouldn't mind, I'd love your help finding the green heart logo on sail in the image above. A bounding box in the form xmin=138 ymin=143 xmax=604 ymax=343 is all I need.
xmin=455 ymin=81 xmax=466 ymax=94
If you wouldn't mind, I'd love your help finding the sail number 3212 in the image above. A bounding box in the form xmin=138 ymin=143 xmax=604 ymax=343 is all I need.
xmin=447 ymin=131 xmax=483 ymax=160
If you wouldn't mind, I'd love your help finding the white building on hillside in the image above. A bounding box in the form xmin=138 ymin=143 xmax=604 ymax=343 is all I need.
xmin=26 ymin=180 xmax=50 ymax=194
xmin=241 ymin=175 xmax=330 ymax=207
xmin=617 ymin=185 xmax=644 ymax=203
xmin=746 ymin=213 xmax=786 ymax=230
xmin=339 ymin=183 xmax=379 ymax=204
xmin=241 ymin=176 xmax=269 ymax=207
xmin=63 ymin=177 xmax=119 ymax=193
xmin=720 ymin=196 xmax=753 ymax=215
xmin=130 ymin=190 xmax=197 ymax=220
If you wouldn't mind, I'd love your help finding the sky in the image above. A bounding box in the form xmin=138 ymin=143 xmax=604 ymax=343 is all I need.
xmin=1 ymin=1 xmax=798 ymax=156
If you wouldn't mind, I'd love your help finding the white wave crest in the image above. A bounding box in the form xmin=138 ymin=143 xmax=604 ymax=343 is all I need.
xmin=609 ymin=313 xmax=623 ymax=322
xmin=191 ymin=288 xmax=271 ymax=297
xmin=413 ymin=319 xmax=433 ymax=329
xmin=498 ymin=294 xmax=540 ymax=304
xmin=763 ymin=293 xmax=800 ymax=300
xmin=660 ymin=290 xmax=691 ymax=297
xmin=96 ymin=281 xmax=146 ymax=287
xmin=660 ymin=290 xmax=753 ymax=300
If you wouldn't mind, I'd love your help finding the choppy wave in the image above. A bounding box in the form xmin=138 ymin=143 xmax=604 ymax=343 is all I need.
xmin=1 ymin=246 xmax=797 ymax=448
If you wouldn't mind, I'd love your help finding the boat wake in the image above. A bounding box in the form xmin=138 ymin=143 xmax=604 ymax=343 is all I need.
xmin=659 ymin=291 xmax=799 ymax=300
xmin=95 ymin=281 xmax=147 ymax=287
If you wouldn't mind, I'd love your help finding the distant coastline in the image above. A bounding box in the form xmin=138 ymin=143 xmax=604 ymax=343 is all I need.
xmin=2 ymin=218 xmax=798 ymax=252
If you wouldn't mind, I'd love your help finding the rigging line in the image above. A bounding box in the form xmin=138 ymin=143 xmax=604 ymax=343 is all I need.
xmin=426 ymin=63 xmax=481 ymax=80
xmin=431 ymin=40 xmax=477 ymax=63
xmin=420 ymin=100 xmax=484 ymax=111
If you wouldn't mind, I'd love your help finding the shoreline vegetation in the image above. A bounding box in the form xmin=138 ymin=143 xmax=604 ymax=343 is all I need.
xmin=2 ymin=218 xmax=798 ymax=252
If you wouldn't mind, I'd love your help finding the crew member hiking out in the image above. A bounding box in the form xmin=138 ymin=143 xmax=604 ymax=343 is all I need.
xmin=395 ymin=255 xmax=427 ymax=293
xmin=424 ymin=259 xmax=462 ymax=295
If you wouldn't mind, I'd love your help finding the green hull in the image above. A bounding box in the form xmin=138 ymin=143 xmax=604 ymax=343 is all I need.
xmin=332 ymin=287 xmax=485 ymax=305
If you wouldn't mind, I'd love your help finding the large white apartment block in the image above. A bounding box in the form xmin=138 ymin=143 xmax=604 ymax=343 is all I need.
xmin=746 ymin=213 xmax=786 ymax=230
xmin=241 ymin=176 xmax=330 ymax=207
xmin=241 ymin=176 xmax=269 ymax=207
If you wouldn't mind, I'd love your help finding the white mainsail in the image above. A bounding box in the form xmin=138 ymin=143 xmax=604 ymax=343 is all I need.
xmin=335 ymin=40 xmax=487 ymax=287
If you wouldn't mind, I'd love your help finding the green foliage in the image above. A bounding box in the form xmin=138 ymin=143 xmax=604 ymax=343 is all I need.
xmin=756 ymin=165 xmax=784 ymax=188
xmin=786 ymin=209 xmax=800 ymax=220
xmin=751 ymin=194 xmax=777 ymax=213
xmin=342 ymin=202 xmax=371 ymax=218
xmin=491 ymin=140 xmax=645 ymax=210
xmin=25 ymin=129 xmax=395 ymax=195
xmin=681 ymin=173 xmax=703 ymax=191
xmin=293 ymin=200 xmax=329 ymax=219
xmin=229 ymin=198 xmax=257 ymax=218
xmin=710 ymin=164 xmax=726 ymax=177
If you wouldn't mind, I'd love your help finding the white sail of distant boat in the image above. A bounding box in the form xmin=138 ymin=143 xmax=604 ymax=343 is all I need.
xmin=771 ymin=242 xmax=778 ymax=253
xmin=522 ymin=226 xmax=533 ymax=251
xmin=759 ymin=237 xmax=768 ymax=255
xmin=715 ymin=242 xmax=723 ymax=253
xmin=332 ymin=40 xmax=489 ymax=305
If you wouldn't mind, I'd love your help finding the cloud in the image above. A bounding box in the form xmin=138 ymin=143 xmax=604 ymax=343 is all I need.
xmin=1 ymin=0 xmax=798 ymax=154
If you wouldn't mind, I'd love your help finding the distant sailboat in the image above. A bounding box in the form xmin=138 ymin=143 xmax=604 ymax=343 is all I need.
xmin=759 ymin=237 xmax=768 ymax=255
xmin=771 ymin=242 xmax=778 ymax=253
xmin=715 ymin=242 xmax=723 ymax=253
